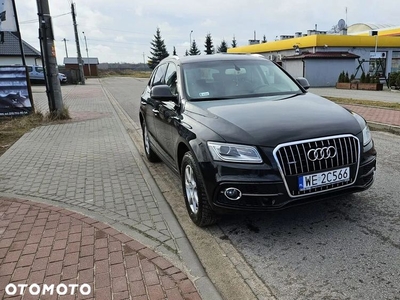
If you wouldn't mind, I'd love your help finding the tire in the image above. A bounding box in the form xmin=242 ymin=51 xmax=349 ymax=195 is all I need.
xmin=142 ymin=120 xmax=160 ymax=162
xmin=181 ymin=152 xmax=217 ymax=227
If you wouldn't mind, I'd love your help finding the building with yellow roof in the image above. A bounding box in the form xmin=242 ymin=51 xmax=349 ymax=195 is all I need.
xmin=228 ymin=23 xmax=400 ymax=87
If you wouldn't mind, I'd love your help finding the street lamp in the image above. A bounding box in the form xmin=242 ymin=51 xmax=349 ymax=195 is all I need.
xmin=190 ymin=30 xmax=193 ymax=47
xmin=82 ymin=31 xmax=91 ymax=76
xmin=62 ymin=38 xmax=69 ymax=57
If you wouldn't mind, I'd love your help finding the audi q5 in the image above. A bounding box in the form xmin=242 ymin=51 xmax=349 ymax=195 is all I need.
xmin=139 ymin=54 xmax=376 ymax=226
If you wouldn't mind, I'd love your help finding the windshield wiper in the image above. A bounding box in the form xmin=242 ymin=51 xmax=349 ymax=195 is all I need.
xmin=280 ymin=92 xmax=304 ymax=100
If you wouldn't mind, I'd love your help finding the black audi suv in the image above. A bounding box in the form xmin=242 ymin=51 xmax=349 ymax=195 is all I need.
xmin=139 ymin=54 xmax=376 ymax=226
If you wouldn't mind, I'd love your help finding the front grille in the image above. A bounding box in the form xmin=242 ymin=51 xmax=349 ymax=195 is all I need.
xmin=273 ymin=135 xmax=360 ymax=197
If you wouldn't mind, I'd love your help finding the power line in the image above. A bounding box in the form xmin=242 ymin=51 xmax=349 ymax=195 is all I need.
xmin=20 ymin=12 xmax=71 ymax=24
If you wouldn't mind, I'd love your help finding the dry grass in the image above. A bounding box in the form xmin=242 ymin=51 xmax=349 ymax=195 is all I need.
xmin=0 ymin=107 xmax=70 ymax=156
xmin=326 ymin=96 xmax=400 ymax=110
xmin=45 ymin=106 xmax=71 ymax=121
xmin=0 ymin=112 xmax=44 ymax=156
xmin=98 ymin=69 xmax=151 ymax=78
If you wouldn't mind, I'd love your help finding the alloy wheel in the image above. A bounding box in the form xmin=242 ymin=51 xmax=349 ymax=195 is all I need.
xmin=144 ymin=124 xmax=150 ymax=155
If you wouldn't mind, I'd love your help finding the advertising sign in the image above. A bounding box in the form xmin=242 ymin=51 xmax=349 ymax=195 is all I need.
xmin=0 ymin=66 xmax=33 ymax=117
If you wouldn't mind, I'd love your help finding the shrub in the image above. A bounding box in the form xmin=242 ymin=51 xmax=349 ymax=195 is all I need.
xmin=365 ymin=73 xmax=371 ymax=83
xmin=338 ymin=71 xmax=345 ymax=83
xmin=360 ymin=71 xmax=366 ymax=83
xmin=396 ymin=73 xmax=400 ymax=87
xmin=345 ymin=72 xmax=350 ymax=83
xmin=389 ymin=72 xmax=400 ymax=87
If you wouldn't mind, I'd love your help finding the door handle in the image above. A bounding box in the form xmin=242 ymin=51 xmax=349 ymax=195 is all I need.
xmin=171 ymin=116 xmax=181 ymax=122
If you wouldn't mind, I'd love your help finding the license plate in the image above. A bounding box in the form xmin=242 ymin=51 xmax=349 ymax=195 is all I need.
xmin=298 ymin=167 xmax=350 ymax=191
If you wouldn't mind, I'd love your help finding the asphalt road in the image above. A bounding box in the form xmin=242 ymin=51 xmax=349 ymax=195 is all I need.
xmin=102 ymin=77 xmax=400 ymax=300
xmin=100 ymin=76 xmax=148 ymax=125
xmin=217 ymin=131 xmax=400 ymax=300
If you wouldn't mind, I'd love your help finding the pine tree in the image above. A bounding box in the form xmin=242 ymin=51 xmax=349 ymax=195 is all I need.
xmin=204 ymin=33 xmax=214 ymax=55
xmin=185 ymin=49 xmax=189 ymax=56
xmin=231 ymin=36 xmax=237 ymax=48
xmin=217 ymin=40 xmax=228 ymax=53
xmin=189 ymin=40 xmax=201 ymax=55
xmin=173 ymin=46 xmax=177 ymax=56
xmin=148 ymin=28 xmax=169 ymax=70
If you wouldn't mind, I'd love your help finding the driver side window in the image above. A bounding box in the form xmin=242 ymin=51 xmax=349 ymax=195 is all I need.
xmin=165 ymin=63 xmax=178 ymax=95
xmin=151 ymin=64 xmax=167 ymax=87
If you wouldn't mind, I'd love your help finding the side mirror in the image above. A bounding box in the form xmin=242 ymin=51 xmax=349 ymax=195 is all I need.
xmin=296 ymin=77 xmax=310 ymax=90
xmin=150 ymin=85 xmax=179 ymax=103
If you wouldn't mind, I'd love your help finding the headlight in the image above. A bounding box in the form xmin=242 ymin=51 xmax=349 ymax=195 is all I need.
xmin=207 ymin=142 xmax=262 ymax=163
xmin=362 ymin=125 xmax=372 ymax=146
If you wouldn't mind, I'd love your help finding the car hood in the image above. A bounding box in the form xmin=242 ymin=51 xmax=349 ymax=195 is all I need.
xmin=185 ymin=93 xmax=362 ymax=147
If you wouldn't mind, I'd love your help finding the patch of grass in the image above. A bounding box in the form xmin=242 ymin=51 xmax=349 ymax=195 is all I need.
xmin=0 ymin=112 xmax=44 ymax=156
xmin=326 ymin=96 xmax=400 ymax=110
xmin=98 ymin=69 xmax=151 ymax=78
xmin=0 ymin=106 xmax=71 ymax=157
xmin=45 ymin=106 xmax=71 ymax=121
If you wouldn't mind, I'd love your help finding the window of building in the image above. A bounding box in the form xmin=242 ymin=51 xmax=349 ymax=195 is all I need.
xmin=391 ymin=51 xmax=400 ymax=73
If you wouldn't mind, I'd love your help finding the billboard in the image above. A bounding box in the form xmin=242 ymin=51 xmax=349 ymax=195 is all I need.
xmin=0 ymin=66 xmax=33 ymax=117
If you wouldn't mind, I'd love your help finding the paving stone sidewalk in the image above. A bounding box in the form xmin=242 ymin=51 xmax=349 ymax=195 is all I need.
xmin=0 ymin=197 xmax=200 ymax=300
xmin=0 ymin=80 xmax=221 ymax=299
xmin=1 ymin=81 xmax=179 ymax=255
xmin=342 ymin=104 xmax=400 ymax=127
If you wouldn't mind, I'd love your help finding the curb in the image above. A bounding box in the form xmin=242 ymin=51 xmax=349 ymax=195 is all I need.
xmin=368 ymin=121 xmax=400 ymax=135
xmin=101 ymin=84 xmax=224 ymax=300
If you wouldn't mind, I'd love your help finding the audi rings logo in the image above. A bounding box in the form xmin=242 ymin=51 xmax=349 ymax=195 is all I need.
xmin=307 ymin=146 xmax=337 ymax=161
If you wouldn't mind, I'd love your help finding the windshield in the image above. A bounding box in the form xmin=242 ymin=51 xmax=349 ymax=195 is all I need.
xmin=182 ymin=59 xmax=302 ymax=100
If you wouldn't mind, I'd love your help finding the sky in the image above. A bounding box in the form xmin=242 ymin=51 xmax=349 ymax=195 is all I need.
xmin=13 ymin=0 xmax=400 ymax=65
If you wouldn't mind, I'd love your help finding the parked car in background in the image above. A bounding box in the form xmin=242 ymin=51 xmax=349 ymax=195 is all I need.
xmin=58 ymin=72 xmax=67 ymax=83
xmin=28 ymin=65 xmax=67 ymax=84
xmin=139 ymin=54 xmax=377 ymax=227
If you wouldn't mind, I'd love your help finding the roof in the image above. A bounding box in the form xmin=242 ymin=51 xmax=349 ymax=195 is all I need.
xmin=64 ymin=57 xmax=99 ymax=65
xmin=283 ymin=51 xmax=360 ymax=60
xmin=348 ymin=23 xmax=398 ymax=34
xmin=348 ymin=24 xmax=400 ymax=37
xmin=0 ymin=32 xmax=41 ymax=57
xmin=228 ymin=34 xmax=400 ymax=54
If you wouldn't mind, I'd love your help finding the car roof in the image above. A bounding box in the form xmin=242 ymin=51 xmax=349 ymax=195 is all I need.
xmin=162 ymin=53 xmax=268 ymax=65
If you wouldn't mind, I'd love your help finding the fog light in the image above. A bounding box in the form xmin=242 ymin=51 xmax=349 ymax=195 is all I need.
xmin=224 ymin=188 xmax=242 ymax=200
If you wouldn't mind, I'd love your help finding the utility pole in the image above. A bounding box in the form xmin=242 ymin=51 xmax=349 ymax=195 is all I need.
xmin=62 ymin=38 xmax=69 ymax=57
xmin=11 ymin=0 xmax=26 ymax=66
xmin=36 ymin=0 xmax=63 ymax=113
xmin=71 ymin=3 xmax=85 ymax=84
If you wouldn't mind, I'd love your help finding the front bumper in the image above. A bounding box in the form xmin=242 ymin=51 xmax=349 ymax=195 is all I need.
xmin=199 ymin=146 xmax=376 ymax=214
